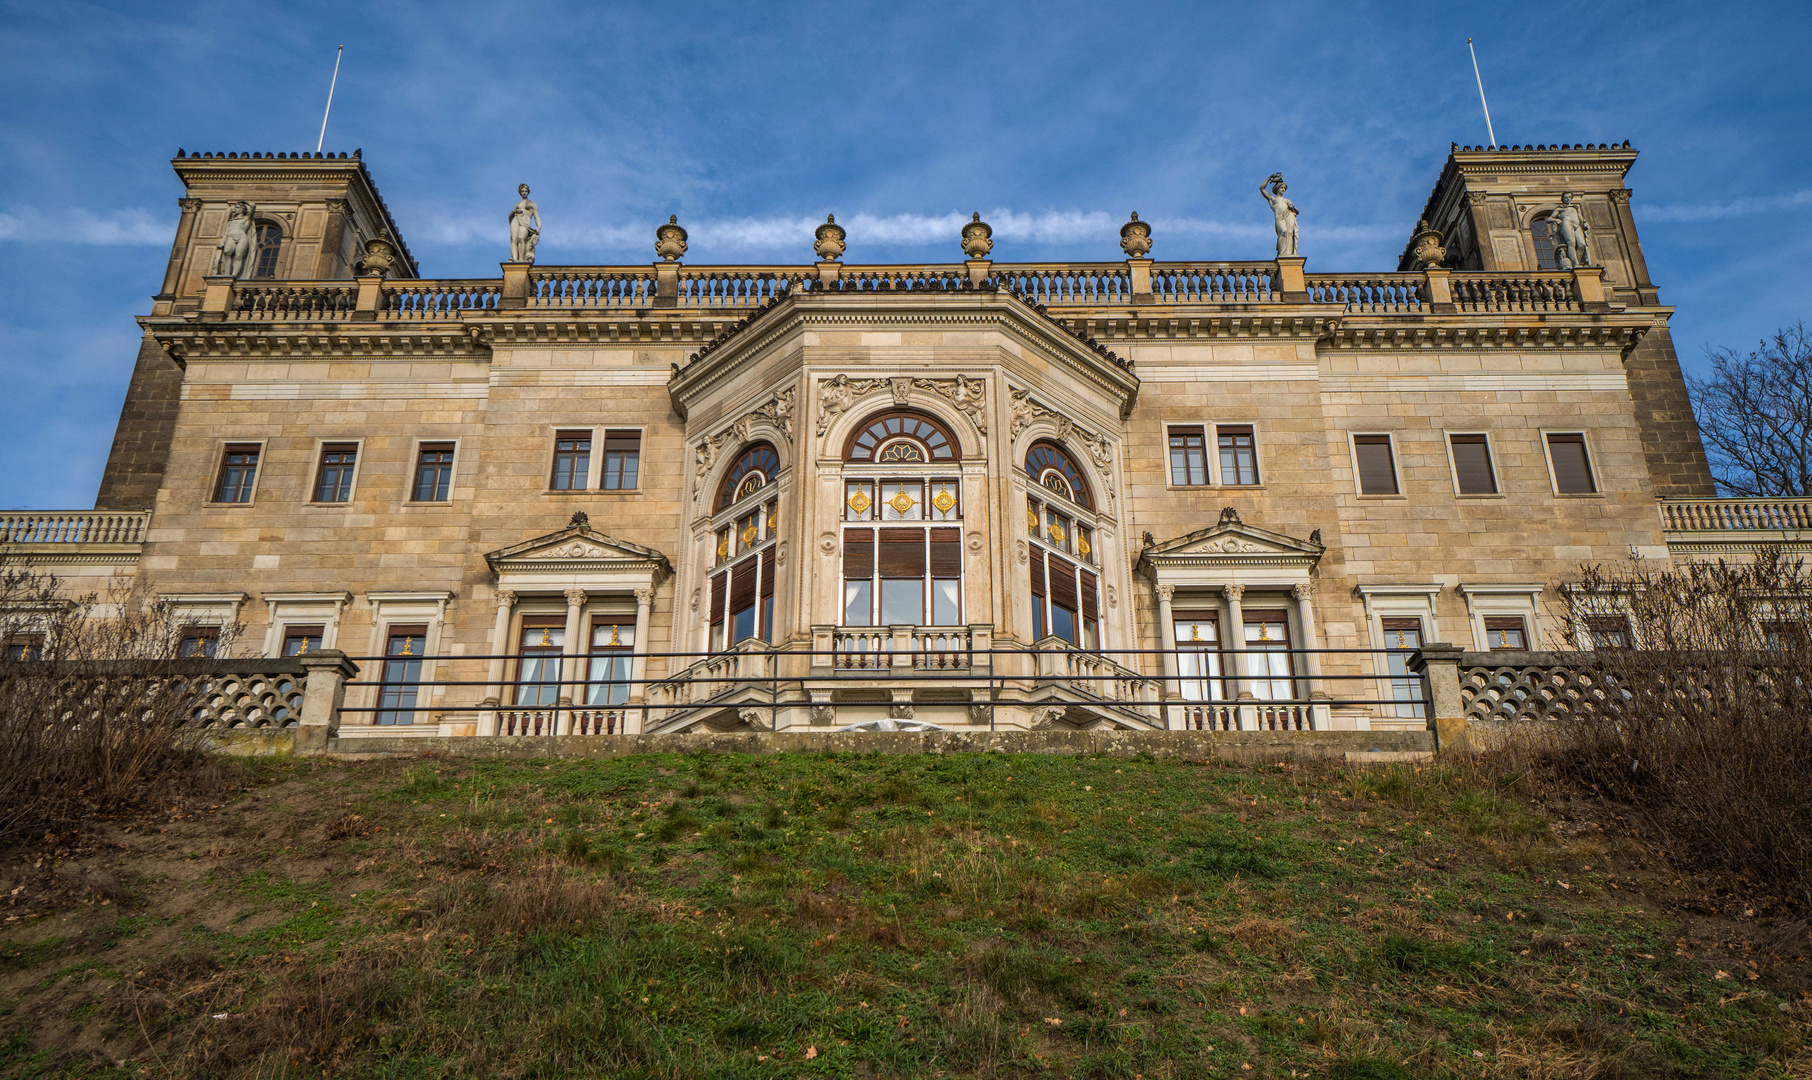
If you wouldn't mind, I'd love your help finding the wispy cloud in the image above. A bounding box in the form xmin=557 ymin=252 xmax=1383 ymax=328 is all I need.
xmin=1640 ymin=189 xmax=1812 ymax=223
xmin=0 ymin=207 xmax=170 ymax=245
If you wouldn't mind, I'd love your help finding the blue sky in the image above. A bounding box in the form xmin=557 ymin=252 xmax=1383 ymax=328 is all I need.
xmin=2 ymin=1 xmax=1807 ymax=509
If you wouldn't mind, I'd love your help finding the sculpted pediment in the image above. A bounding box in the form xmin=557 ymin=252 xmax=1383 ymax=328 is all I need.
xmin=1137 ymin=508 xmax=1324 ymax=572
xmin=485 ymin=513 xmax=673 ymax=575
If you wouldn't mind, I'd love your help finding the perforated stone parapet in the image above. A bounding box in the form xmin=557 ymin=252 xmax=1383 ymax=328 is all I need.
xmin=1457 ymin=650 xmax=1628 ymax=725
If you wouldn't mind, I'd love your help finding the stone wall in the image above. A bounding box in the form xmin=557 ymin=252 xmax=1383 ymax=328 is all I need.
xmin=94 ymin=335 xmax=184 ymax=511
xmin=1620 ymin=326 xmax=1717 ymax=497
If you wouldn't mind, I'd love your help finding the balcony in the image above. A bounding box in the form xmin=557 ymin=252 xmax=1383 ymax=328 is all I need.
xmin=0 ymin=510 xmax=151 ymax=568
xmin=1659 ymin=497 xmax=1812 ymax=559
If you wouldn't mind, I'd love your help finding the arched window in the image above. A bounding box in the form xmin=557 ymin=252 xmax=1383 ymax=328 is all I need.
xmin=1530 ymin=213 xmax=1559 ymax=271
xmin=716 ymin=443 xmax=781 ymax=513
xmin=1024 ymin=441 xmax=1100 ymax=649
xmin=1025 ymin=440 xmax=1092 ymax=510
xmin=707 ymin=443 xmax=782 ymax=650
xmin=844 ymin=410 xmax=958 ymax=464
xmin=252 ymin=222 xmax=283 ymax=278
xmin=838 ymin=410 xmax=964 ymax=631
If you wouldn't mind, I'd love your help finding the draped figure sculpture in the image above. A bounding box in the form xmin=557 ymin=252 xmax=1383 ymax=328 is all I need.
xmin=1260 ymin=173 xmax=1299 ymax=259
xmin=212 ymin=201 xmax=257 ymax=278
xmin=1549 ymin=191 xmax=1591 ymax=270
xmin=509 ymin=184 xmax=541 ymax=264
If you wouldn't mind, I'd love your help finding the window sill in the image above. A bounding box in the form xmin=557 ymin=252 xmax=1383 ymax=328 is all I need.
xmin=1165 ymin=484 xmax=1268 ymax=493
xmin=204 ymin=501 xmax=257 ymax=508
xmin=1453 ymin=493 xmax=1507 ymax=500
xmin=1353 ymin=494 xmax=1408 ymax=501
xmin=544 ymin=489 xmax=641 ymax=496
xmin=401 ymin=500 xmax=456 ymax=507
xmin=1553 ymin=492 xmax=1606 ymax=500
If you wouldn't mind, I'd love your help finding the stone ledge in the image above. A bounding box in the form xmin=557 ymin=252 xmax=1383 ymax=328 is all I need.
xmin=318 ymin=729 xmax=1435 ymax=761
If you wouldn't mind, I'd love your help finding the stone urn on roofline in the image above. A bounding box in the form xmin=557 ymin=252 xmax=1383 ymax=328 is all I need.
xmin=814 ymin=214 xmax=846 ymax=261
xmin=655 ymin=215 xmax=688 ymax=261
xmin=960 ymin=212 xmax=993 ymax=259
xmin=1119 ymin=211 xmax=1152 ymax=259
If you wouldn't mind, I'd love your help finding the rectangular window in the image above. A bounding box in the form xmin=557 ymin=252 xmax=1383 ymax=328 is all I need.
xmin=1353 ymin=435 xmax=1399 ymax=496
xmin=601 ymin=430 xmax=640 ymax=491
xmin=376 ymin=624 xmax=427 ymax=725
xmin=1547 ymin=433 xmax=1597 ymax=494
xmin=515 ymin=618 xmax=565 ymax=707
xmin=1242 ymin=612 xmax=1295 ymax=701
xmin=282 ymin=624 xmax=325 ymax=656
xmin=1029 ymin=552 xmax=1047 ymax=641
xmin=729 ymin=559 xmax=760 ymax=643
xmin=313 ymin=442 xmax=358 ymax=503
xmin=709 ymin=572 xmax=728 ymax=651
xmin=1449 ymin=434 xmax=1497 ymax=495
xmin=879 ymin=528 xmax=926 ymax=625
xmin=586 ymin=619 xmax=634 ymax=707
xmin=1168 ymin=425 xmax=1207 ymax=486
xmin=178 ymin=626 xmax=219 ymax=658
xmin=213 ymin=444 xmax=260 ymax=503
xmin=1484 ymin=616 xmax=1529 ymax=651
xmin=413 ymin=442 xmax=455 ymax=502
xmin=1217 ymin=425 xmax=1259 ymax=486
xmin=930 ymin=527 xmax=962 ymax=626
xmin=1587 ymin=615 xmax=1632 ymax=650
xmin=4 ymin=633 xmax=43 ymax=661
xmin=550 ymin=430 xmax=591 ymax=490
xmin=1173 ymin=613 xmax=1224 ymax=702
xmin=1380 ymin=617 xmax=1425 ymax=721
xmin=843 ymin=528 xmax=874 ymax=626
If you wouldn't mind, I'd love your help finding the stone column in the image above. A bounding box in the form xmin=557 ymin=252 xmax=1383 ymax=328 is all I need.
xmin=1155 ymin=584 xmax=1178 ymax=730
xmin=294 ymin=650 xmax=359 ymax=755
xmin=157 ymin=197 xmax=202 ymax=308
xmin=1293 ymin=582 xmax=1329 ymax=729
xmin=1408 ymin=643 xmax=1469 ymax=754
xmin=559 ymin=589 xmax=587 ymax=734
xmin=480 ymin=589 xmax=515 ymax=736
xmin=1223 ymin=584 xmax=1251 ymax=728
xmin=628 ymin=587 xmax=654 ymax=732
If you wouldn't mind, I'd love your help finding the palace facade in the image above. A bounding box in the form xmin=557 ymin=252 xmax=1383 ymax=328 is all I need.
xmin=11 ymin=141 xmax=1790 ymax=739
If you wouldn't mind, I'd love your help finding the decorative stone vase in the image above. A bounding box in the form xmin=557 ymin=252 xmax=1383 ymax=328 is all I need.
xmin=1119 ymin=212 xmax=1152 ymax=258
xmin=814 ymin=214 xmax=846 ymax=261
xmin=1407 ymin=219 xmax=1448 ymax=270
xmin=655 ymin=215 xmax=689 ymax=261
xmin=359 ymin=233 xmax=399 ymax=277
xmin=960 ymin=212 xmax=993 ymax=259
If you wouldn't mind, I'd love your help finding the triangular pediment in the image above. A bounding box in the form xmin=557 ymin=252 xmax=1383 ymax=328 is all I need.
xmin=1137 ymin=510 xmax=1324 ymax=571
xmin=485 ymin=517 xmax=673 ymax=573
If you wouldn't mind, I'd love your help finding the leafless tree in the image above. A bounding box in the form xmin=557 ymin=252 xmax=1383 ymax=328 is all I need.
xmin=1688 ymin=323 xmax=1812 ymax=497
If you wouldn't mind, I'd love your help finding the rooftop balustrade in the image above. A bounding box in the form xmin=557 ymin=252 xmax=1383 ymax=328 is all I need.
xmin=0 ymin=510 xmax=151 ymax=546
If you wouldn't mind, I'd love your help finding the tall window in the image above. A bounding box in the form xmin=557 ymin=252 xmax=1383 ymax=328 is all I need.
xmin=551 ymin=431 xmax=591 ymax=490
xmin=179 ymin=626 xmax=220 ymax=658
xmin=1025 ymin=441 xmax=1100 ymax=649
xmin=253 ymin=223 xmax=283 ymax=278
xmin=214 ymin=444 xmax=261 ymax=503
xmin=413 ymin=442 xmax=455 ymax=502
xmin=1169 ymin=426 xmax=1207 ymax=486
xmin=375 ymin=625 xmax=426 ymax=725
xmin=282 ymin=625 xmax=324 ymax=656
xmin=1530 ymin=213 xmax=1558 ymax=271
xmin=1218 ymin=425 xmax=1259 ymax=485
xmin=514 ymin=618 xmax=565 ymax=707
xmin=1352 ymin=435 xmax=1398 ymax=496
xmin=1174 ymin=613 xmax=1224 ymax=702
xmin=586 ymin=619 xmax=634 ymax=706
xmin=840 ymin=413 xmax=965 ymax=629
xmin=314 ymin=443 xmax=358 ymax=503
xmin=1546 ymin=433 xmax=1597 ymax=494
xmin=1380 ymin=617 xmax=1425 ymax=720
xmin=1448 ymin=434 xmax=1497 ymax=495
xmin=1242 ymin=612 xmax=1296 ymax=702
xmin=601 ymin=430 xmax=641 ymax=490
xmin=709 ymin=443 xmax=782 ymax=650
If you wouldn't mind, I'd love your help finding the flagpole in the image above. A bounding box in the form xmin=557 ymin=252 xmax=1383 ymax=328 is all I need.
xmin=315 ymin=45 xmax=342 ymax=154
xmin=1464 ymin=36 xmax=1493 ymax=147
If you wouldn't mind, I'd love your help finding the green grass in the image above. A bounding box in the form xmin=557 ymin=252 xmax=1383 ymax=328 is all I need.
xmin=0 ymin=753 xmax=1804 ymax=1078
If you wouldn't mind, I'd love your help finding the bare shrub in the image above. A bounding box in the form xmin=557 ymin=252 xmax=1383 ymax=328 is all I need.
xmin=1547 ymin=547 xmax=1812 ymax=904
xmin=0 ymin=568 xmax=232 ymax=846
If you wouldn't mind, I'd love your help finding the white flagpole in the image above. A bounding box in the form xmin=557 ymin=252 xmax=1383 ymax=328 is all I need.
xmin=1464 ymin=38 xmax=1493 ymax=148
xmin=315 ymin=45 xmax=342 ymax=154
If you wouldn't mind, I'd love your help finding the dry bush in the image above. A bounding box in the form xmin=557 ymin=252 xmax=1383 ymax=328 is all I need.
xmin=0 ymin=568 xmax=231 ymax=847
xmin=1545 ymin=547 xmax=1812 ymax=904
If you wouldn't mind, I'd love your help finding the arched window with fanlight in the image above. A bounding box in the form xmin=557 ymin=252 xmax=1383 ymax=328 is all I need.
xmin=839 ymin=410 xmax=964 ymax=628
xmin=252 ymin=221 xmax=284 ymax=279
xmin=1025 ymin=440 xmax=1101 ymax=649
xmin=1530 ymin=212 xmax=1559 ymax=271
xmin=706 ymin=442 xmax=782 ymax=650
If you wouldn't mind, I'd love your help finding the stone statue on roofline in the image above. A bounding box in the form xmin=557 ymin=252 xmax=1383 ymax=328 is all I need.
xmin=1261 ymin=173 xmax=1299 ymax=259
xmin=212 ymin=201 xmax=257 ymax=278
xmin=509 ymin=184 xmax=541 ymax=264
xmin=1549 ymin=191 xmax=1591 ymax=270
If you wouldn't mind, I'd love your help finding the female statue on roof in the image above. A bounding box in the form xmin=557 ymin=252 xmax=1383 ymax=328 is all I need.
xmin=509 ymin=184 xmax=540 ymax=264
xmin=1260 ymin=173 xmax=1299 ymax=259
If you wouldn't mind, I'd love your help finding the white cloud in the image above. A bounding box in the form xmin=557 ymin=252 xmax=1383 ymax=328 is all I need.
xmin=0 ymin=207 xmax=169 ymax=245
xmin=1641 ymin=189 xmax=1812 ymax=223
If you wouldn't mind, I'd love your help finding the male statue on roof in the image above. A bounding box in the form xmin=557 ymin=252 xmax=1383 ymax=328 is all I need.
xmin=1550 ymin=191 xmax=1591 ymax=270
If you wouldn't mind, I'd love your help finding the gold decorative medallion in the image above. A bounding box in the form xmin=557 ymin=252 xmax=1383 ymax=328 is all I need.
xmin=741 ymin=523 xmax=759 ymax=546
xmin=1047 ymin=521 xmax=1066 ymax=545
xmin=847 ymin=489 xmax=872 ymax=514
xmin=1077 ymin=533 xmax=1091 ymax=557
xmin=932 ymin=490 xmax=957 ymax=514
xmin=888 ymin=489 xmax=917 ymax=515
xmin=1027 ymin=507 xmax=1038 ymax=532
xmin=717 ymin=535 xmax=729 ymax=559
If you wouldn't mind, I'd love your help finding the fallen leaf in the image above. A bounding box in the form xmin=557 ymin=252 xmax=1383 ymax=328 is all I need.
xmin=804 ymin=1046 xmax=818 ymax=1060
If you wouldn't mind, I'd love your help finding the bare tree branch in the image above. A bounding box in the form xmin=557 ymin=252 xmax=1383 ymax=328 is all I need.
xmin=1688 ymin=323 xmax=1812 ymax=497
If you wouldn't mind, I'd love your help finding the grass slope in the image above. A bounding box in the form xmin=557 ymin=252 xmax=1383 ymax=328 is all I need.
xmin=0 ymin=751 xmax=1805 ymax=1079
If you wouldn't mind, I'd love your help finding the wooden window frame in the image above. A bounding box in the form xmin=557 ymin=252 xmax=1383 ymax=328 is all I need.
xmin=408 ymin=439 xmax=459 ymax=504
xmin=1215 ymin=424 xmax=1261 ymax=487
xmin=1166 ymin=424 xmax=1209 ymax=487
xmin=281 ymin=624 xmax=326 ymax=656
xmin=209 ymin=440 xmax=265 ymax=505
xmin=1542 ymin=430 xmax=1600 ymax=497
xmin=178 ymin=625 xmax=221 ymax=658
xmin=1349 ymin=432 xmax=1402 ymax=498
xmin=310 ymin=440 xmax=362 ymax=504
xmin=600 ymin=428 xmax=642 ymax=492
xmin=1483 ymin=615 xmax=1530 ymax=651
xmin=548 ymin=428 xmax=594 ymax=491
xmin=1443 ymin=431 xmax=1501 ymax=497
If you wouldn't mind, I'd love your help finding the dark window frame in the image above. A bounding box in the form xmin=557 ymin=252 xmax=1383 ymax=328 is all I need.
xmin=1447 ymin=432 xmax=1498 ymax=495
xmin=281 ymin=624 xmax=325 ymax=656
xmin=600 ymin=429 xmax=641 ymax=491
xmin=412 ymin=441 xmax=457 ymax=503
xmin=1483 ymin=616 xmax=1530 ymax=651
xmin=1217 ymin=424 xmax=1260 ymax=486
xmin=1352 ymin=434 xmax=1400 ymax=496
xmin=178 ymin=625 xmax=220 ymax=658
xmin=313 ymin=441 xmax=359 ymax=503
xmin=1545 ymin=432 xmax=1598 ymax=495
xmin=252 ymin=221 xmax=284 ymax=279
xmin=550 ymin=429 xmax=592 ymax=491
xmin=1168 ymin=425 xmax=1208 ymax=486
xmin=213 ymin=443 xmax=262 ymax=504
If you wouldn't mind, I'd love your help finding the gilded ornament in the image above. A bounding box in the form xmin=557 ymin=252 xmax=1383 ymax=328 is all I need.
xmin=888 ymin=489 xmax=917 ymax=515
xmin=741 ymin=523 xmax=759 ymax=546
xmin=847 ymin=489 xmax=872 ymax=514
xmin=932 ymin=489 xmax=957 ymax=514
xmin=1047 ymin=520 xmax=1066 ymax=545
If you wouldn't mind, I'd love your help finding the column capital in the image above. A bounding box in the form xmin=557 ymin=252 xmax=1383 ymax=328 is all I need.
xmin=1154 ymin=583 xmax=1175 ymax=602
xmin=1223 ymin=583 xmax=1245 ymax=603
xmin=494 ymin=588 xmax=516 ymax=610
xmin=1291 ymin=581 xmax=1313 ymax=601
xmin=634 ymin=586 xmax=655 ymax=604
xmin=564 ymin=587 xmax=588 ymax=606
